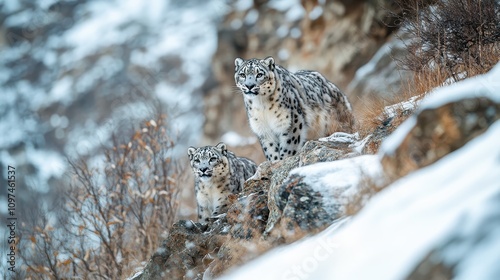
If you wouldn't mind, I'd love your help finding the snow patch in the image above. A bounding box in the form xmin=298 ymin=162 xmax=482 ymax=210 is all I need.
xmin=308 ymin=6 xmax=323 ymax=20
xmin=319 ymin=132 xmax=359 ymax=144
xmin=383 ymin=95 xmax=420 ymax=119
xmin=319 ymin=132 xmax=371 ymax=154
xmin=268 ymin=0 xmax=305 ymax=22
xmin=245 ymin=9 xmax=259 ymax=25
xmin=290 ymin=155 xmax=383 ymax=215
xmin=221 ymin=131 xmax=257 ymax=147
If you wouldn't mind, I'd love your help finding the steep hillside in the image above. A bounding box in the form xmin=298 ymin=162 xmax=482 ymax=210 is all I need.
xmin=133 ymin=63 xmax=500 ymax=279
xmin=221 ymin=64 xmax=500 ymax=280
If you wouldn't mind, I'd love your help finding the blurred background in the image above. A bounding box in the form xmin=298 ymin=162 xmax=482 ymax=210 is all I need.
xmin=0 ymin=0 xmax=410 ymax=243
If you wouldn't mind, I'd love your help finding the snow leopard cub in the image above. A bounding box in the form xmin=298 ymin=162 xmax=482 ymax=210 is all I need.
xmin=188 ymin=142 xmax=257 ymax=223
xmin=234 ymin=56 xmax=355 ymax=161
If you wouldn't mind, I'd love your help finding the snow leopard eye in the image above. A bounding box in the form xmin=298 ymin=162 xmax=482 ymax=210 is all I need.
xmin=256 ymin=73 xmax=263 ymax=78
xmin=193 ymin=159 xmax=200 ymax=164
xmin=239 ymin=73 xmax=246 ymax=78
xmin=209 ymin=157 xmax=217 ymax=163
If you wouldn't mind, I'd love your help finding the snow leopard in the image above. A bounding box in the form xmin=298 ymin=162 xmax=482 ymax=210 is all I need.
xmin=234 ymin=56 xmax=355 ymax=161
xmin=188 ymin=142 xmax=257 ymax=223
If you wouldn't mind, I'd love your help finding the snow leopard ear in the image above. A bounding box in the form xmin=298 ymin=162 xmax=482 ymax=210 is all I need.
xmin=263 ymin=56 xmax=275 ymax=71
xmin=187 ymin=147 xmax=197 ymax=160
xmin=216 ymin=142 xmax=227 ymax=156
xmin=235 ymin=58 xmax=244 ymax=71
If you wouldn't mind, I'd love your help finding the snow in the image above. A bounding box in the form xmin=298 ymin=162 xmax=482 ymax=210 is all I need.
xmin=49 ymin=76 xmax=73 ymax=105
xmin=234 ymin=0 xmax=253 ymax=11
xmin=308 ymin=6 xmax=323 ymax=21
xmin=319 ymin=132 xmax=371 ymax=154
xmin=289 ymin=155 xmax=383 ymax=215
xmin=245 ymin=9 xmax=259 ymax=25
xmin=278 ymin=49 xmax=290 ymax=61
xmin=221 ymin=120 xmax=500 ymax=280
xmin=221 ymin=131 xmax=257 ymax=147
xmin=220 ymin=218 xmax=349 ymax=280
xmin=290 ymin=27 xmax=301 ymax=38
xmin=276 ymin=25 xmax=289 ymax=38
xmin=319 ymin=132 xmax=359 ymax=144
xmin=4 ymin=9 xmax=33 ymax=27
xmin=381 ymin=63 xmax=500 ymax=155
xmin=1 ymin=0 xmax=22 ymax=13
xmin=422 ymin=63 xmax=500 ymax=107
xmin=383 ymin=95 xmax=420 ymax=119
xmin=268 ymin=0 xmax=305 ymax=22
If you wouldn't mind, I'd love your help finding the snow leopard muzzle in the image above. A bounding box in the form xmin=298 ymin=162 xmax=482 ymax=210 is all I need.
xmin=245 ymin=91 xmax=258 ymax=95
xmin=199 ymin=168 xmax=212 ymax=178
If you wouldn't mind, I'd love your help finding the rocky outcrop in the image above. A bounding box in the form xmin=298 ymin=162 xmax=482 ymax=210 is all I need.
xmin=381 ymin=95 xmax=500 ymax=181
xmin=269 ymin=154 xmax=382 ymax=242
xmin=133 ymin=219 xmax=228 ymax=280
xmin=134 ymin=133 xmax=370 ymax=279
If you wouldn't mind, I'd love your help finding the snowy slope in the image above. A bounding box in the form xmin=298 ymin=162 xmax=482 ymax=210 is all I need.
xmin=221 ymin=120 xmax=500 ymax=280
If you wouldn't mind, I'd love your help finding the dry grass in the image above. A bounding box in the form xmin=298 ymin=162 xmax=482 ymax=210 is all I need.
xmin=350 ymin=0 xmax=500 ymax=214
xmin=354 ymin=86 xmax=422 ymax=141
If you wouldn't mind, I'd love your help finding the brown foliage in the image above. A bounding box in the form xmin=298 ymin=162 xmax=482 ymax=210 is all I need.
xmin=19 ymin=115 xmax=180 ymax=279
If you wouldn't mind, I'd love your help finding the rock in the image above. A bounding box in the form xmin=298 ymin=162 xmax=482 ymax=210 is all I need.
xmin=298 ymin=137 xmax=359 ymax=166
xmin=227 ymin=180 xmax=269 ymax=239
xmin=264 ymin=135 xmax=363 ymax=240
xmin=271 ymin=155 xmax=383 ymax=241
xmin=382 ymin=97 xmax=500 ymax=180
xmin=134 ymin=220 xmax=227 ymax=280
xmin=260 ymin=156 xmax=301 ymax=237
xmin=346 ymin=30 xmax=414 ymax=101
xmin=363 ymin=96 xmax=420 ymax=154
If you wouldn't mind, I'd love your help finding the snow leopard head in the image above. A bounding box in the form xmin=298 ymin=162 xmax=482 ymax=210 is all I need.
xmin=234 ymin=56 xmax=276 ymax=98
xmin=187 ymin=142 xmax=228 ymax=181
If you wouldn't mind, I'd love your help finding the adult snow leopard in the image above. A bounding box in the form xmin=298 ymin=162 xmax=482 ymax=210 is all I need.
xmin=234 ymin=56 xmax=355 ymax=161
xmin=188 ymin=142 xmax=257 ymax=223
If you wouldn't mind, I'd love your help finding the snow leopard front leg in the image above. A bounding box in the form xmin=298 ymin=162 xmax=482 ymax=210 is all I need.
xmin=196 ymin=190 xmax=211 ymax=223
xmin=197 ymin=204 xmax=210 ymax=223
xmin=259 ymin=131 xmax=302 ymax=161
xmin=259 ymin=136 xmax=280 ymax=161
xmin=278 ymin=122 xmax=304 ymax=160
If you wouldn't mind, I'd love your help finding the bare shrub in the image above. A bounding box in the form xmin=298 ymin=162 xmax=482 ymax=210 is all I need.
xmin=19 ymin=114 xmax=180 ymax=279
xmin=399 ymin=0 xmax=500 ymax=78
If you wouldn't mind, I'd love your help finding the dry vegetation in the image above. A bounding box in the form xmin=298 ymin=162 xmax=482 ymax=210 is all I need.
xmin=350 ymin=0 xmax=500 ymax=215
xmin=401 ymin=0 xmax=499 ymax=77
xmin=18 ymin=114 xmax=181 ymax=279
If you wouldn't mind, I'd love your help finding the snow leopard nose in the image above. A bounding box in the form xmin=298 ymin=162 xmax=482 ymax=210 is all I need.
xmin=200 ymin=167 xmax=209 ymax=173
xmin=246 ymin=84 xmax=255 ymax=90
